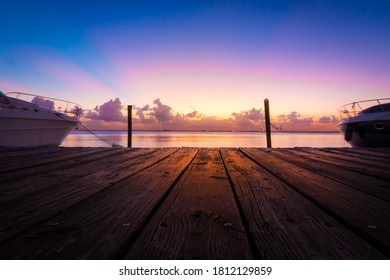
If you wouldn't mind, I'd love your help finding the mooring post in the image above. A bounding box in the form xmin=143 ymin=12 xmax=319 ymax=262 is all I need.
xmin=264 ymin=98 xmax=272 ymax=148
xmin=127 ymin=105 xmax=132 ymax=148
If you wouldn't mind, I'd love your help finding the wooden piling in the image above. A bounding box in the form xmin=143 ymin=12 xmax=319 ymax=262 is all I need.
xmin=127 ymin=105 xmax=132 ymax=148
xmin=264 ymin=98 xmax=271 ymax=148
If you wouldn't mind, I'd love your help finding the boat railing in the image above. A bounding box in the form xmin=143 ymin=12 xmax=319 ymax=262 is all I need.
xmin=5 ymin=92 xmax=82 ymax=117
xmin=338 ymin=98 xmax=390 ymax=118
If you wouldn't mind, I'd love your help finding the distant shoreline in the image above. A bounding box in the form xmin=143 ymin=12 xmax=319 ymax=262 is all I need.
xmin=73 ymin=129 xmax=339 ymax=133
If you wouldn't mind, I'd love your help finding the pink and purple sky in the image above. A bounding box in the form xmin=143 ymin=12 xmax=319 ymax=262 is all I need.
xmin=1 ymin=0 xmax=389 ymax=131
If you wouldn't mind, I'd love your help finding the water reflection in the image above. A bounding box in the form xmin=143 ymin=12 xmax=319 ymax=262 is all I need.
xmin=61 ymin=130 xmax=349 ymax=148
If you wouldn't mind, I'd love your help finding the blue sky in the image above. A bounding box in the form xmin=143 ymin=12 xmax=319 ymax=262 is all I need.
xmin=1 ymin=0 xmax=389 ymax=130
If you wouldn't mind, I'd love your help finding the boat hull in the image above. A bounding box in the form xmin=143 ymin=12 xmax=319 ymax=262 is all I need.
xmin=0 ymin=114 xmax=79 ymax=147
xmin=337 ymin=98 xmax=390 ymax=147
xmin=338 ymin=120 xmax=390 ymax=147
xmin=0 ymin=91 xmax=81 ymax=147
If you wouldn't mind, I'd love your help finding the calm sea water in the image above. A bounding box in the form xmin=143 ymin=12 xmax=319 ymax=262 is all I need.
xmin=61 ymin=130 xmax=350 ymax=148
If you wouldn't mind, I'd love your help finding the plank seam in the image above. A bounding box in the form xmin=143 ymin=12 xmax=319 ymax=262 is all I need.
xmin=117 ymin=148 xmax=200 ymax=259
xmin=239 ymin=148 xmax=390 ymax=259
xmin=0 ymin=148 xmax=181 ymax=247
xmin=269 ymin=149 xmax=390 ymax=203
xmin=219 ymin=148 xmax=261 ymax=259
xmin=295 ymin=148 xmax=390 ymax=181
xmin=0 ymin=148 xmax=128 ymax=178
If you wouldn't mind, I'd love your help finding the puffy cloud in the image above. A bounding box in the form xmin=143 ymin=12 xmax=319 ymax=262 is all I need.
xmin=186 ymin=110 xmax=200 ymax=118
xmin=85 ymin=98 xmax=126 ymax=122
xmin=133 ymin=98 xmax=174 ymax=124
xmin=231 ymin=108 xmax=264 ymax=129
xmin=134 ymin=104 xmax=155 ymax=124
xmin=278 ymin=111 xmax=313 ymax=126
xmin=150 ymin=98 xmax=174 ymax=122
xmin=232 ymin=108 xmax=263 ymax=121
xmin=83 ymin=97 xmax=336 ymax=131
xmin=318 ymin=115 xmax=339 ymax=123
xmin=134 ymin=99 xmax=204 ymax=125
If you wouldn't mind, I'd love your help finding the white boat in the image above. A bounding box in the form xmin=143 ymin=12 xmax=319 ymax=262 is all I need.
xmin=0 ymin=91 xmax=81 ymax=147
xmin=337 ymin=98 xmax=390 ymax=147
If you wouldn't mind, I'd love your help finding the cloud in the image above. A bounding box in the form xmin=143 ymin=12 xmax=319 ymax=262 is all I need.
xmin=85 ymin=98 xmax=126 ymax=122
xmin=131 ymin=98 xmax=232 ymax=130
xmin=277 ymin=111 xmax=313 ymax=126
xmin=133 ymin=98 xmax=174 ymax=124
xmin=150 ymin=98 xmax=174 ymax=122
xmin=231 ymin=108 xmax=264 ymax=129
xmin=134 ymin=99 xmax=205 ymax=125
xmin=318 ymin=115 xmax=339 ymax=123
xmin=186 ymin=110 xmax=200 ymax=118
xmin=134 ymin=104 xmax=156 ymax=124
xmin=83 ymin=97 xmax=337 ymax=132
xmin=232 ymin=108 xmax=264 ymax=121
xmin=133 ymin=99 xmax=265 ymax=130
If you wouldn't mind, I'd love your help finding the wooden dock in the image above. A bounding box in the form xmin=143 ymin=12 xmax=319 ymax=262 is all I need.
xmin=0 ymin=147 xmax=389 ymax=260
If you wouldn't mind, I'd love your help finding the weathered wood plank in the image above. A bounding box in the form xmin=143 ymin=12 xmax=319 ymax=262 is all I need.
xmin=0 ymin=148 xmax=179 ymax=245
xmin=324 ymin=147 xmax=390 ymax=170
xmin=220 ymin=148 xmax=385 ymax=259
xmin=324 ymin=148 xmax=390 ymax=160
xmin=241 ymin=148 xmax=390 ymax=257
xmin=0 ymin=148 xmax=198 ymax=259
xmin=0 ymin=147 xmax=129 ymax=183
xmin=0 ymin=146 xmax=67 ymax=160
xmin=0 ymin=147 xmax=388 ymax=260
xmin=294 ymin=147 xmax=390 ymax=181
xmin=0 ymin=148 xmax=158 ymax=205
xmin=124 ymin=148 xmax=253 ymax=260
xmin=0 ymin=147 xmax=96 ymax=172
xmin=267 ymin=148 xmax=390 ymax=202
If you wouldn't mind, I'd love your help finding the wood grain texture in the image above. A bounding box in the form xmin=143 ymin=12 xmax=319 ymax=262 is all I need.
xmin=0 ymin=148 xmax=198 ymax=259
xmin=266 ymin=148 xmax=390 ymax=202
xmin=0 ymin=148 xmax=157 ymax=202
xmin=221 ymin=148 xmax=384 ymax=259
xmin=125 ymin=148 xmax=253 ymax=259
xmin=241 ymin=148 xmax=390 ymax=257
xmin=0 ymin=148 xmax=178 ymax=245
xmin=0 ymin=147 xmax=389 ymax=260
xmin=294 ymin=147 xmax=390 ymax=181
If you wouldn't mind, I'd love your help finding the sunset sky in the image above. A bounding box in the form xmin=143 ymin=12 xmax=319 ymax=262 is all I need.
xmin=1 ymin=0 xmax=389 ymax=131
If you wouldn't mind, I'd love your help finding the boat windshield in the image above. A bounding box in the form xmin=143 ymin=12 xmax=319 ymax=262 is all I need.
xmin=5 ymin=92 xmax=82 ymax=117
xmin=360 ymin=103 xmax=390 ymax=114
xmin=338 ymin=98 xmax=390 ymax=118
